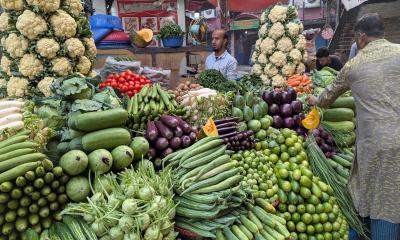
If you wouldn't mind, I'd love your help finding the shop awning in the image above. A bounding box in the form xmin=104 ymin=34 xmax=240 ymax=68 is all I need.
xmin=208 ymin=0 xmax=285 ymax=12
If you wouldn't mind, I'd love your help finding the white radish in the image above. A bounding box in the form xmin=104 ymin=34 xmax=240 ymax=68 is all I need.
xmin=0 ymin=107 xmax=21 ymax=118
xmin=0 ymin=113 xmax=23 ymax=126
xmin=0 ymin=101 xmax=24 ymax=110
xmin=0 ymin=121 xmax=24 ymax=131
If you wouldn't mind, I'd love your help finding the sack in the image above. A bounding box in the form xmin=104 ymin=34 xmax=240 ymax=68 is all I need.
xmin=90 ymin=14 xmax=124 ymax=31
xmin=142 ymin=67 xmax=171 ymax=89
xmin=100 ymin=56 xmax=142 ymax=79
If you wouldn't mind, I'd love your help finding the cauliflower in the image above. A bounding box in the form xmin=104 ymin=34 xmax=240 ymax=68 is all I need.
xmin=65 ymin=38 xmax=85 ymax=58
xmin=296 ymin=63 xmax=306 ymax=75
xmin=7 ymin=77 xmax=29 ymax=97
xmin=76 ymin=56 xmax=91 ymax=75
xmin=282 ymin=63 xmax=296 ymax=77
xmin=272 ymin=74 xmax=286 ymax=87
xmin=258 ymin=24 xmax=268 ymax=38
xmin=37 ymin=77 xmax=55 ymax=97
xmin=0 ymin=12 xmax=10 ymax=32
xmin=0 ymin=78 xmax=6 ymax=88
xmin=257 ymin=54 xmax=268 ymax=65
xmin=0 ymin=0 xmax=24 ymax=10
xmin=251 ymin=52 xmax=258 ymax=64
xmin=36 ymin=38 xmax=60 ymax=59
xmin=4 ymin=33 xmax=29 ymax=58
xmin=260 ymin=37 xmax=275 ymax=55
xmin=264 ymin=64 xmax=279 ymax=78
xmin=268 ymin=5 xmax=288 ymax=23
xmin=50 ymin=10 xmax=77 ymax=38
xmin=26 ymin=0 xmax=60 ymax=13
xmin=268 ymin=22 xmax=285 ymax=40
xmin=252 ymin=64 xmax=263 ymax=75
xmin=19 ymin=54 xmax=44 ymax=79
xmin=1 ymin=56 xmax=12 ymax=76
xmin=260 ymin=12 xmax=267 ymax=25
xmin=269 ymin=51 xmax=287 ymax=67
xmin=277 ymin=37 xmax=293 ymax=52
xmin=16 ymin=10 xmax=48 ymax=40
xmin=88 ymin=70 xmax=97 ymax=78
xmin=63 ymin=0 xmax=84 ymax=17
xmin=0 ymin=37 xmax=6 ymax=48
xmin=260 ymin=74 xmax=271 ymax=85
xmin=51 ymin=57 xmax=72 ymax=76
xmin=289 ymin=49 xmax=302 ymax=63
xmin=83 ymin=38 xmax=97 ymax=60
xmin=286 ymin=22 xmax=300 ymax=37
xmin=295 ymin=35 xmax=306 ymax=50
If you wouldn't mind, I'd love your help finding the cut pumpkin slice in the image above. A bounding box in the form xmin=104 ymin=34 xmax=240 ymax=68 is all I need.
xmin=302 ymin=107 xmax=320 ymax=130
xmin=203 ymin=117 xmax=218 ymax=137
xmin=129 ymin=28 xmax=153 ymax=48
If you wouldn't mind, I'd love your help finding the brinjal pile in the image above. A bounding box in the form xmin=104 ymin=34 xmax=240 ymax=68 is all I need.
xmin=214 ymin=117 xmax=257 ymax=151
xmin=312 ymin=127 xmax=336 ymax=158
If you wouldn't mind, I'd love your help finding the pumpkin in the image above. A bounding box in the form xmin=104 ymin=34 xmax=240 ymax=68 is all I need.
xmin=129 ymin=28 xmax=153 ymax=48
xmin=302 ymin=107 xmax=320 ymax=130
xmin=202 ymin=117 xmax=218 ymax=137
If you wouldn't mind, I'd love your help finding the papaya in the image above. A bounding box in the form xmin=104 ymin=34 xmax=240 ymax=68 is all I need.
xmin=288 ymin=192 xmax=298 ymax=205
xmin=233 ymin=95 xmax=245 ymax=109
xmin=243 ymin=106 xmax=253 ymax=121
xmin=252 ymin=104 xmax=263 ymax=120
xmin=244 ymin=92 xmax=255 ymax=107
xmin=232 ymin=107 xmax=244 ymax=121
xmin=259 ymin=101 xmax=269 ymax=116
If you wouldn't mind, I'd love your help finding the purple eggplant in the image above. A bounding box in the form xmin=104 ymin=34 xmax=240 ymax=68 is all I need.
xmin=147 ymin=148 xmax=157 ymax=159
xmin=161 ymin=148 xmax=174 ymax=158
xmin=219 ymin=131 xmax=239 ymax=139
xmin=155 ymin=137 xmax=169 ymax=150
xmin=155 ymin=121 xmax=173 ymax=140
xmin=280 ymin=104 xmax=293 ymax=118
xmin=281 ymin=92 xmax=292 ymax=104
xmin=173 ymin=126 xmax=183 ymax=137
xmin=272 ymin=115 xmax=284 ymax=128
xmin=160 ymin=115 xmax=179 ymax=128
xmin=169 ymin=137 xmax=182 ymax=150
xmin=291 ymin=100 xmax=302 ymax=114
xmin=287 ymin=88 xmax=297 ymax=101
xmin=269 ymin=104 xmax=280 ymax=115
xmin=217 ymin=126 xmax=237 ymax=134
xmin=273 ymin=91 xmax=283 ymax=105
xmin=283 ymin=117 xmax=295 ymax=129
xmin=262 ymin=91 xmax=274 ymax=105
xmin=181 ymin=135 xmax=191 ymax=147
xmin=145 ymin=121 xmax=158 ymax=141
xmin=213 ymin=117 xmax=240 ymax=125
xmin=176 ymin=118 xmax=192 ymax=134
xmin=215 ymin=121 xmax=237 ymax=129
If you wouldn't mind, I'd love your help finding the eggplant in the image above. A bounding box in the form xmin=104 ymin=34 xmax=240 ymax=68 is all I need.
xmin=147 ymin=148 xmax=157 ymax=159
xmin=283 ymin=117 xmax=295 ymax=129
xmin=161 ymin=148 xmax=174 ymax=158
xmin=262 ymin=91 xmax=274 ymax=105
xmin=326 ymin=136 xmax=334 ymax=145
xmin=280 ymin=104 xmax=293 ymax=118
xmin=189 ymin=132 xmax=197 ymax=143
xmin=315 ymin=136 xmax=323 ymax=145
xmin=219 ymin=131 xmax=238 ymax=139
xmin=291 ymin=100 xmax=302 ymax=114
xmin=272 ymin=115 xmax=284 ymax=128
xmin=321 ymin=143 xmax=330 ymax=152
xmin=299 ymin=112 xmax=306 ymax=120
xmin=173 ymin=126 xmax=183 ymax=137
xmin=217 ymin=126 xmax=237 ymax=134
xmin=325 ymin=152 xmax=333 ymax=158
xmin=145 ymin=121 xmax=158 ymax=141
xmin=273 ymin=91 xmax=283 ymax=105
xmin=155 ymin=137 xmax=169 ymax=150
xmin=191 ymin=126 xmax=199 ymax=134
xmin=160 ymin=115 xmax=179 ymax=128
xmin=155 ymin=121 xmax=173 ymax=139
xmin=181 ymin=135 xmax=191 ymax=147
xmin=213 ymin=117 xmax=239 ymax=125
xmin=312 ymin=128 xmax=320 ymax=136
xmin=177 ymin=118 xmax=192 ymax=134
xmin=293 ymin=114 xmax=302 ymax=126
xmin=281 ymin=92 xmax=292 ymax=104
xmin=320 ymin=130 xmax=329 ymax=139
xmin=287 ymin=88 xmax=297 ymax=101
xmin=215 ymin=121 xmax=237 ymax=129
xmin=269 ymin=104 xmax=280 ymax=115
xmin=169 ymin=137 xmax=182 ymax=150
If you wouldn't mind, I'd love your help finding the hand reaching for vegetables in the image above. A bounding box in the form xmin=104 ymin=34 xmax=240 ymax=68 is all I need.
xmin=307 ymin=95 xmax=318 ymax=106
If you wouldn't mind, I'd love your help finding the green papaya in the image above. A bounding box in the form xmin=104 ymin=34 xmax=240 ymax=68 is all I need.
xmin=233 ymin=95 xmax=245 ymax=109
xmin=252 ymin=104 xmax=263 ymax=120
xmin=232 ymin=107 xmax=244 ymax=121
xmin=243 ymin=106 xmax=254 ymax=121
xmin=259 ymin=101 xmax=269 ymax=116
xmin=278 ymin=189 xmax=287 ymax=203
xmin=244 ymin=92 xmax=255 ymax=107
xmin=288 ymin=191 xmax=298 ymax=205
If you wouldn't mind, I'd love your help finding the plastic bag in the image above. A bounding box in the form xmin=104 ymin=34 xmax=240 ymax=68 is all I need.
xmin=142 ymin=67 xmax=171 ymax=89
xmin=99 ymin=56 xmax=142 ymax=79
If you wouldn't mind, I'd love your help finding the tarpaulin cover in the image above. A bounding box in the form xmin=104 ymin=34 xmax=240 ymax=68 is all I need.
xmin=208 ymin=0 xmax=284 ymax=12
xmin=102 ymin=31 xmax=130 ymax=41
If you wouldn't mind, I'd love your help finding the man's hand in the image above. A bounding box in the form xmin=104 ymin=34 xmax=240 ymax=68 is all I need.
xmin=307 ymin=95 xmax=318 ymax=106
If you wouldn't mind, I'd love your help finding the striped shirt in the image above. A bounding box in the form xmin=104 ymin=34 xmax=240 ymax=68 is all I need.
xmin=205 ymin=51 xmax=238 ymax=80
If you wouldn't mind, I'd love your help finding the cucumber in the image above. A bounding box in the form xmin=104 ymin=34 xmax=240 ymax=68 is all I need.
xmin=76 ymin=217 xmax=97 ymax=240
xmin=82 ymin=128 xmax=131 ymax=151
xmin=332 ymin=155 xmax=352 ymax=168
xmin=331 ymin=97 xmax=355 ymax=109
xmin=322 ymin=108 xmax=354 ymax=122
xmin=337 ymin=153 xmax=353 ymax=162
xmin=54 ymin=222 xmax=75 ymax=240
xmin=71 ymin=108 xmax=128 ymax=131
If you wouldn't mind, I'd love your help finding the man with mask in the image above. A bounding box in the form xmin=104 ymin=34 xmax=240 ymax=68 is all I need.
xmin=309 ymin=13 xmax=400 ymax=239
xmin=205 ymin=29 xmax=238 ymax=80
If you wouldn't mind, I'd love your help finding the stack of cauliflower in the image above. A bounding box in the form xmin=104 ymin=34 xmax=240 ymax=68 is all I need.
xmin=0 ymin=0 xmax=97 ymax=97
xmin=251 ymin=4 xmax=307 ymax=87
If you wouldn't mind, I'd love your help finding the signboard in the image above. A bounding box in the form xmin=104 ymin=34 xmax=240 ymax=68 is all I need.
xmin=341 ymin=0 xmax=368 ymax=11
xmin=231 ymin=19 xmax=259 ymax=31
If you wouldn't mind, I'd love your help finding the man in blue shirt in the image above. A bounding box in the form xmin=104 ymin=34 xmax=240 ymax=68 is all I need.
xmin=205 ymin=29 xmax=238 ymax=80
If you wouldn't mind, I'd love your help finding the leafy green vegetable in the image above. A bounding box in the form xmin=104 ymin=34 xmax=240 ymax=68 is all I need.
xmin=71 ymin=99 xmax=103 ymax=112
xmin=197 ymin=70 xmax=241 ymax=93
xmin=92 ymin=87 xmax=122 ymax=108
xmin=236 ymin=74 xmax=264 ymax=94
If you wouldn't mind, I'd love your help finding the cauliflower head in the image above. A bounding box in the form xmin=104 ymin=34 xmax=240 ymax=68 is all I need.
xmin=5 ymin=33 xmax=29 ymax=58
xmin=76 ymin=56 xmax=91 ymax=75
xmin=26 ymin=0 xmax=60 ymax=13
xmin=277 ymin=37 xmax=293 ymax=52
xmin=63 ymin=0 xmax=84 ymax=17
xmin=269 ymin=51 xmax=287 ymax=67
xmin=282 ymin=62 xmax=296 ymax=77
xmin=36 ymin=38 xmax=60 ymax=59
xmin=264 ymin=64 xmax=279 ymax=78
xmin=268 ymin=5 xmax=288 ymax=23
xmin=295 ymin=35 xmax=306 ymax=50
xmin=289 ymin=49 xmax=302 ymax=63
xmin=251 ymin=52 xmax=258 ymax=64
xmin=7 ymin=77 xmax=29 ymax=97
xmin=260 ymin=12 xmax=267 ymax=25
xmin=0 ymin=0 xmax=24 ymax=10
xmin=65 ymin=38 xmax=85 ymax=58
xmin=272 ymin=74 xmax=286 ymax=87
xmin=0 ymin=78 xmax=6 ymax=88
xmin=268 ymin=22 xmax=285 ymax=40
xmin=296 ymin=63 xmax=306 ymax=75
xmin=19 ymin=54 xmax=44 ymax=79
xmin=83 ymin=38 xmax=97 ymax=60
xmin=37 ymin=77 xmax=55 ymax=97
xmin=51 ymin=57 xmax=72 ymax=76
xmin=1 ymin=56 xmax=12 ymax=76
xmin=0 ymin=12 xmax=10 ymax=32
xmin=16 ymin=10 xmax=48 ymax=40
xmin=260 ymin=37 xmax=275 ymax=55
xmin=260 ymin=74 xmax=271 ymax=85
xmin=50 ymin=10 xmax=77 ymax=38
xmin=258 ymin=24 xmax=268 ymax=38
xmin=88 ymin=70 xmax=97 ymax=78
xmin=252 ymin=64 xmax=263 ymax=75
xmin=286 ymin=22 xmax=300 ymax=37
xmin=257 ymin=54 xmax=268 ymax=65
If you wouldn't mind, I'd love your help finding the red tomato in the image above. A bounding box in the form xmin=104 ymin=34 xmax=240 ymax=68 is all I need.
xmin=121 ymin=86 xmax=128 ymax=92
xmin=145 ymin=80 xmax=152 ymax=84
xmin=121 ymin=72 xmax=127 ymax=78
xmin=126 ymin=70 xmax=133 ymax=75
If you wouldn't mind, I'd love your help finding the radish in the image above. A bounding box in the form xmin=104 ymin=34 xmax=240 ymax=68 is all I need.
xmin=121 ymin=198 xmax=138 ymax=215
xmin=88 ymin=149 xmax=113 ymax=174
xmin=0 ymin=121 xmax=24 ymax=131
xmin=0 ymin=113 xmax=23 ymax=126
xmin=0 ymin=107 xmax=20 ymax=118
xmin=0 ymin=101 xmax=24 ymax=110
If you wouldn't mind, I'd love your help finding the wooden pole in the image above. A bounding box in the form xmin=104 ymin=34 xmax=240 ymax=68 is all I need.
xmin=219 ymin=0 xmax=228 ymax=29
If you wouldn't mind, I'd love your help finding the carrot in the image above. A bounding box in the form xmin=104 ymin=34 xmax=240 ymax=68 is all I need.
xmin=288 ymin=76 xmax=302 ymax=83
xmin=288 ymin=81 xmax=301 ymax=87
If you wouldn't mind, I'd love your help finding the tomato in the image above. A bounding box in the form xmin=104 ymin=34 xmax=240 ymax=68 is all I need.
xmin=139 ymin=78 xmax=145 ymax=84
xmin=133 ymin=90 xmax=138 ymax=94
xmin=127 ymin=91 xmax=133 ymax=96
xmin=145 ymin=79 xmax=152 ymax=84
xmin=126 ymin=70 xmax=133 ymax=75
xmin=121 ymin=86 xmax=128 ymax=92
